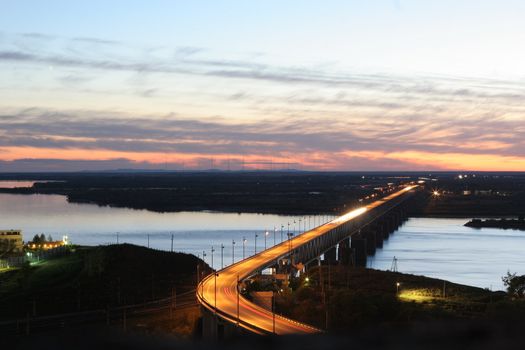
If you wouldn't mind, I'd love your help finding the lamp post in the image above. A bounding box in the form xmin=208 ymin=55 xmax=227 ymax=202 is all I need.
xmin=170 ymin=234 xmax=174 ymax=252
xmin=214 ymin=272 xmax=219 ymax=315
xmin=280 ymin=225 xmax=284 ymax=242
xmin=298 ymin=218 xmax=302 ymax=234
xmin=396 ymin=282 xmax=400 ymax=294
xmin=287 ymin=232 xmax=294 ymax=265
xmin=116 ymin=232 xmax=119 ymax=244
xmin=242 ymin=237 xmax=246 ymax=259
xmin=272 ymin=290 xmax=276 ymax=334
xmin=254 ymin=233 xmax=258 ymax=254
xmin=221 ymin=244 xmax=224 ymax=269
xmin=147 ymin=233 xmax=150 ymax=248
xmin=211 ymin=246 xmax=215 ymax=269
xmin=273 ymin=227 xmax=277 ymax=246
xmin=232 ymin=239 xmax=235 ymax=265
xmin=237 ymin=274 xmax=240 ymax=326
xmin=264 ymin=231 xmax=269 ymax=250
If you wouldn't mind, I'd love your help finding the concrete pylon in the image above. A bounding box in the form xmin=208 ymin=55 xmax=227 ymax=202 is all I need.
xmin=350 ymin=237 xmax=367 ymax=267
xmin=364 ymin=230 xmax=376 ymax=255
xmin=323 ymin=246 xmax=337 ymax=264
xmin=375 ymin=228 xmax=384 ymax=248
xmin=337 ymin=238 xmax=351 ymax=265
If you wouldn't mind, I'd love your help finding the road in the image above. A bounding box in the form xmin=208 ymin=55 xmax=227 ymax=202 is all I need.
xmin=197 ymin=185 xmax=417 ymax=335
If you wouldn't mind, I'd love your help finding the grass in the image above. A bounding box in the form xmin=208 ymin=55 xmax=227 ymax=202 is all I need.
xmin=0 ymin=244 xmax=204 ymax=321
xmin=273 ymin=266 xmax=507 ymax=332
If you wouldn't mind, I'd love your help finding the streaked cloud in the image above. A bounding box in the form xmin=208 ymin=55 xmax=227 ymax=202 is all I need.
xmin=0 ymin=32 xmax=524 ymax=171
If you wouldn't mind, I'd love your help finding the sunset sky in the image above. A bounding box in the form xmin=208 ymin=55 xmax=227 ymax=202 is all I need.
xmin=1 ymin=0 xmax=525 ymax=171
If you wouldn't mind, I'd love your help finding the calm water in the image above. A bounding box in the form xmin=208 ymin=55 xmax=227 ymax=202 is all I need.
xmin=368 ymin=217 xmax=525 ymax=290
xmin=0 ymin=192 xmax=327 ymax=268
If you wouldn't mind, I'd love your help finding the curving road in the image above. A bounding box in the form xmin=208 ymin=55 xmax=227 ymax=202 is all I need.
xmin=197 ymin=185 xmax=417 ymax=335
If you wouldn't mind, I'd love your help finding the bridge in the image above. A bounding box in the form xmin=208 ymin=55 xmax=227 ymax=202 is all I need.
xmin=197 ymin=184 xmax=419 ymax=338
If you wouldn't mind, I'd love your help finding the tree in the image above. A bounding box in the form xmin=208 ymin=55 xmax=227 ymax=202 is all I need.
xmin=32 ymin=234 xmax=41 ymax=243
xmin=39 ymin=234 xmax=46 ymax=242
xmin=502 ymin=271 xmax=525 ymax=298
xmin=47 ymin=234 xmax=53 ymax=242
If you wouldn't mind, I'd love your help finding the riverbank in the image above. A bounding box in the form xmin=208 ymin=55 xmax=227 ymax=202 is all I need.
xmin=272 ymin=266 xmax=515 ymax=332
xmin=0 ymin=172 xmax=413 ymax=215
xmin=0 ymin=244 xmax=207 ymax=338
xmin=465 ymin=218 xmax=525 ymax=230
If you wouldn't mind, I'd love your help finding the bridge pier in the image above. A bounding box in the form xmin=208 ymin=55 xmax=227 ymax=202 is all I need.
xmin=306 ymin=258 xmax=320 ymax=271
xmin=337 ymin=238 xmax=352 ymax=265
xmin=323 ymin=246 xmax=337 ymax=264
xmin=375 ymin=228 xmax=384 ymax=248
xmin=350 ymin=237 xmax=367 ymax=267
xmin=363 ymin=229 xmax=376 ymax=255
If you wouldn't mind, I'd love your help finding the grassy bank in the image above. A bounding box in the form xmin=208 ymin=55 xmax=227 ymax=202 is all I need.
xmin=0 ymin=244 xmax=204 ymax=321
xmin=273 ymin=266 xmax=519 ymax=332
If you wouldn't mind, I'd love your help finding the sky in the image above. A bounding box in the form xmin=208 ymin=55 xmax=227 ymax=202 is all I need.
xmin=1 ymin=0 xmax=525 ymax=172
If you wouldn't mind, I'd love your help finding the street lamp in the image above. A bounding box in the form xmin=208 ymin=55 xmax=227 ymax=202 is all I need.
xmin=232 ymin=239 xmax=235 ymax=265
xmin=396 ymin=282 xmax=400 ymax=294
xmin=221 ymin=244 xmax=224 ymax=269
xmin=254 ymin=233 xmax=258 ymax=254
xmin=298 ymin=218 xmax=302 ymax=234
xmin=287 ymin=232 xmax=294 ymax=265
xmin=280 ymin=225 xmax=284 ymax=242
xmin=242 ymin=237 xmax=247 ymax=259
xmin=211 ymin=247 xmax=215 ymax=269
xmin=237 ymin=274 xmax=240 ymax=326
xmin=264 ymin=231 xmax=269 ymax=250
xmin=272 ymin=290 xmax=276 ymax=334
xmin=273 ymin=227 xmax=277 ymax=246
xmin=214 ymin=272 xmax=219 ymax=315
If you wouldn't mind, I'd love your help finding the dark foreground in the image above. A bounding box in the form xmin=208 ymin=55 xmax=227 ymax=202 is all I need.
xmin=9 ymin=320 xmax=525 ymax=350
xmin=3 ymin=245 xmax=525 ymax=349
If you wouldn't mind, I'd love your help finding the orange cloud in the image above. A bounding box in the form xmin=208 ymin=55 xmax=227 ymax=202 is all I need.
xmin=2 ymin=146 xmax=524 ymax=171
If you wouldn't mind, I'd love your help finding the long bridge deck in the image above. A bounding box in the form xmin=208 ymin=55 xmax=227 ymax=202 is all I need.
xmin=197 ymin=185 xmax=418 ymax=335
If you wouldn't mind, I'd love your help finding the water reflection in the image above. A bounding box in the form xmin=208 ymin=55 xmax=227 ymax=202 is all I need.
xmin=368 ymin=217 xmax=525 ymax=290
xmin=0 ymin=193 xmax=325 ymax=268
